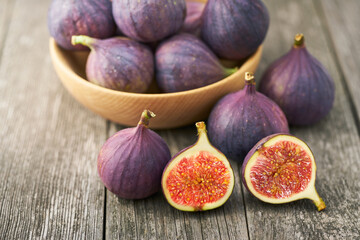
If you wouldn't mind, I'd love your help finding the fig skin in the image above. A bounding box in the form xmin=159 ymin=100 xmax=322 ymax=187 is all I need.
xmin=181 ymin=1 xmax=206 ymax=36
xmin=97 ymin=110 xmax=171 ymax=199
xmin=155 ymin=33 xmax=237 ymax=93
xmin=201 ymin=0 xmax=269 ymax=60
xmin=48 ymin=0 xmax=116 ymax=51
xmin=259 ymin=34 xmax=335 ymax=125
xmin=72 ymin=35 xmax=154 ymax=93
xmin=208 ymin=72 xmax=289 ymax=163
xmin=241 ymin=133 xmax=326 ymax=211
xmin=112 ymin=0 xmax=186 ymax=42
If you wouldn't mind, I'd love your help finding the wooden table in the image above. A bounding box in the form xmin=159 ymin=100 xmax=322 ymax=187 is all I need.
xmin=1 ymin=0 xmax=359 ymax=239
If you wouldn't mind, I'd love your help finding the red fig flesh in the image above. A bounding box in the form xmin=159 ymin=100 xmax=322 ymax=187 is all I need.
xmin=162 ymin=122 xmax=235 ymax=211
xmin=241 ymin=134 xmax=326 ymax=211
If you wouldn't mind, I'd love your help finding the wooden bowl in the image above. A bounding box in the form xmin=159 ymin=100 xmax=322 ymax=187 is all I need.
xmin=49 ymin=38 xmax=262 ymax=129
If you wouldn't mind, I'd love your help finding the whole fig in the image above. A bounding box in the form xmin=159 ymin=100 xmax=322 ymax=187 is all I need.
xmin=156 ymin=33 xmax=237 ymax=93
xmin=181 ymin=1 xmax=206 ymax=36
xmin=208 ymin=72 xmax=289 ymax=162
xmin=98 ymin=110 xmax=171 ymax=199
xmin=72 ymin=35 xmax=154 ymax=93
xmin=112 ymin=0 xmax=186 ymax=42
xmin=259 ymin=34 xmax=335 ymax=125
xmin=48 ymin=0 xmax=116 ymax=50
xmin=201 ymin=0 xmax=269 ymax=60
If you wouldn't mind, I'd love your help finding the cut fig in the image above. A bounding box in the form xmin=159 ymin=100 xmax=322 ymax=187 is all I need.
xmin=162 ymin=122 xmax=235 ymax=211
xmin=241 ymin=134 xmax=326 ymax=211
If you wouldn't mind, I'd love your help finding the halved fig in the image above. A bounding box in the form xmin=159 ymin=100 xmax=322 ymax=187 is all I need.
xmin=241 ymin=134 xmax=326 ymax=211
xmin=162 ymin=122 xmax=235 ymax=211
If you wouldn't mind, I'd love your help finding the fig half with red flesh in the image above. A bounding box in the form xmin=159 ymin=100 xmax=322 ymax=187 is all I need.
xmin=162 ymin=122 xmax=235 ymax=211
xmin=241 ymin=134 xmax=326 ymax=211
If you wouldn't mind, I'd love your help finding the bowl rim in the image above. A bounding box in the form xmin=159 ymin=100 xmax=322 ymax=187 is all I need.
xmin=49 ymin=38 xmax=263 ymax=99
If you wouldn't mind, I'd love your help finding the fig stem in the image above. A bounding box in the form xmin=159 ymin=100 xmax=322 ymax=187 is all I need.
xmin=195 ymin=122 xmax=209 ymax=145
xmin=71 ymin=35 xmax=96 ymax=49
xmin=245 ymin=72 xmax=255 ymax=85
xmin=138 ymin=110 xmax=156 ymax=127
xmin=224 ymin=67 xmax=238 ymax=77
xmin=294 ymin=33 xmax=305 ymax=47
xmin=244 ymin=72 xmax=256 ymax=95
xmin=310 ymin=189 xmax=326 ymax=211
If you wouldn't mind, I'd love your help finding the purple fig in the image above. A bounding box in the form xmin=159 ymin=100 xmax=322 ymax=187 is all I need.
xmin=259 ymin=34 xmax=335 ymax=125
xmin=208 ymin=72 xmax=289 ymax=162
xmin=155 ymin=33 xmax=237 ymax=93
xmin=48 ymin=0 xmax=116 ymax=51
xmin=112 ymin=0 xmax=186 ymax=42
xmin=72 ymin=35 xmax=154 ymax=93
xmin=98 ymin=110 xmax=171 ymax=199
xmin=181 ymin=1 xmax=206 ymax=36
xmin=201 ymin=0 xmax=269 ymax=60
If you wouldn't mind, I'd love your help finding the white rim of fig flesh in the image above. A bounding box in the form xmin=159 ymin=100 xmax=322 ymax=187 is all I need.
xmin=162 ymin=122 xmax=235 ymax=211
xmin=243 ymin=135 xmax=326 ymax=211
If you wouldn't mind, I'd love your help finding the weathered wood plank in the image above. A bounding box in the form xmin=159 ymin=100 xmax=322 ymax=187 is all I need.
xmin=106 ymin=124 xmax=249 ymax=239
xmin=0 ymin=0 xmax=15 ymax=60
xmin=0 ymin=0 xmax=106 ymax=238
xmin=316 ymin=0 xmax=360 ymax=129
xmin=242 ymin=0 xmax=360 ymax=239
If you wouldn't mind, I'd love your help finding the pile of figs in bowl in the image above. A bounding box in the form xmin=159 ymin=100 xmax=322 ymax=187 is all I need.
xmin=48 ymin=0 xmax=265 ymax=129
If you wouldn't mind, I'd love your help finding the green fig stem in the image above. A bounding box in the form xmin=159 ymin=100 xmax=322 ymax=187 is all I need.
xmin=310 ymin=189 xmax=326 ymax=211
xmin=195 ymin=121 xmax=209 ymax=145
xmin=224 ymin=67 xmax=238 ymax=77
xmin=71 ymin=35 xmax=96 ymax=49
xmin=294 ymin=33 xmax=305 ymax=47
xmin=138 ymin=110 xmax=156 ymax=127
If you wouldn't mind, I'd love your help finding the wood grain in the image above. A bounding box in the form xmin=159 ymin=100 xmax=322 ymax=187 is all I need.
xmin=0 ymin=0 xmax=15 ymax=62
xmin=316 ymin=0 xmax=360 ymax=130
xmin=0 ymin=0 xmax=106 ymax=238
xmin=105 ymin=124 xmax=249 ymax=240
xmin=242 ymin=0 xmax=360 ymax=239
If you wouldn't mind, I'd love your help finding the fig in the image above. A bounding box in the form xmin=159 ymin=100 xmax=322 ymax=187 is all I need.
xmin=162 ymin=122 xmax=235 ymax=211
xmin=201 ymin=0 xmax=269 ymax=60
xmin=72 ymin=35 xmax=154 ymax=92
xmin=241 ymin=134 xmax=326 ymax=211
xmin=48 ymin=0 xmax=116 ymax=50
xmin=112 ymin=0 xmax=186 ymax=42
xmin=181 ymin=1 xmax=206 ymax=36
xmin=156 ymin=33 xmax=237 ymax=92
xmin=97 ymin=110 xmax=171 ymax=199
xmin=208 ymin=72 xmax=289 ymax=162
xmin=259 ymin=34 xmax=335 ymax=125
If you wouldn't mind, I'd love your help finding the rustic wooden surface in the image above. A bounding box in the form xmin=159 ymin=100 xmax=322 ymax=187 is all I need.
xmin=0 ymin=0 xmax=359 ymax=239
